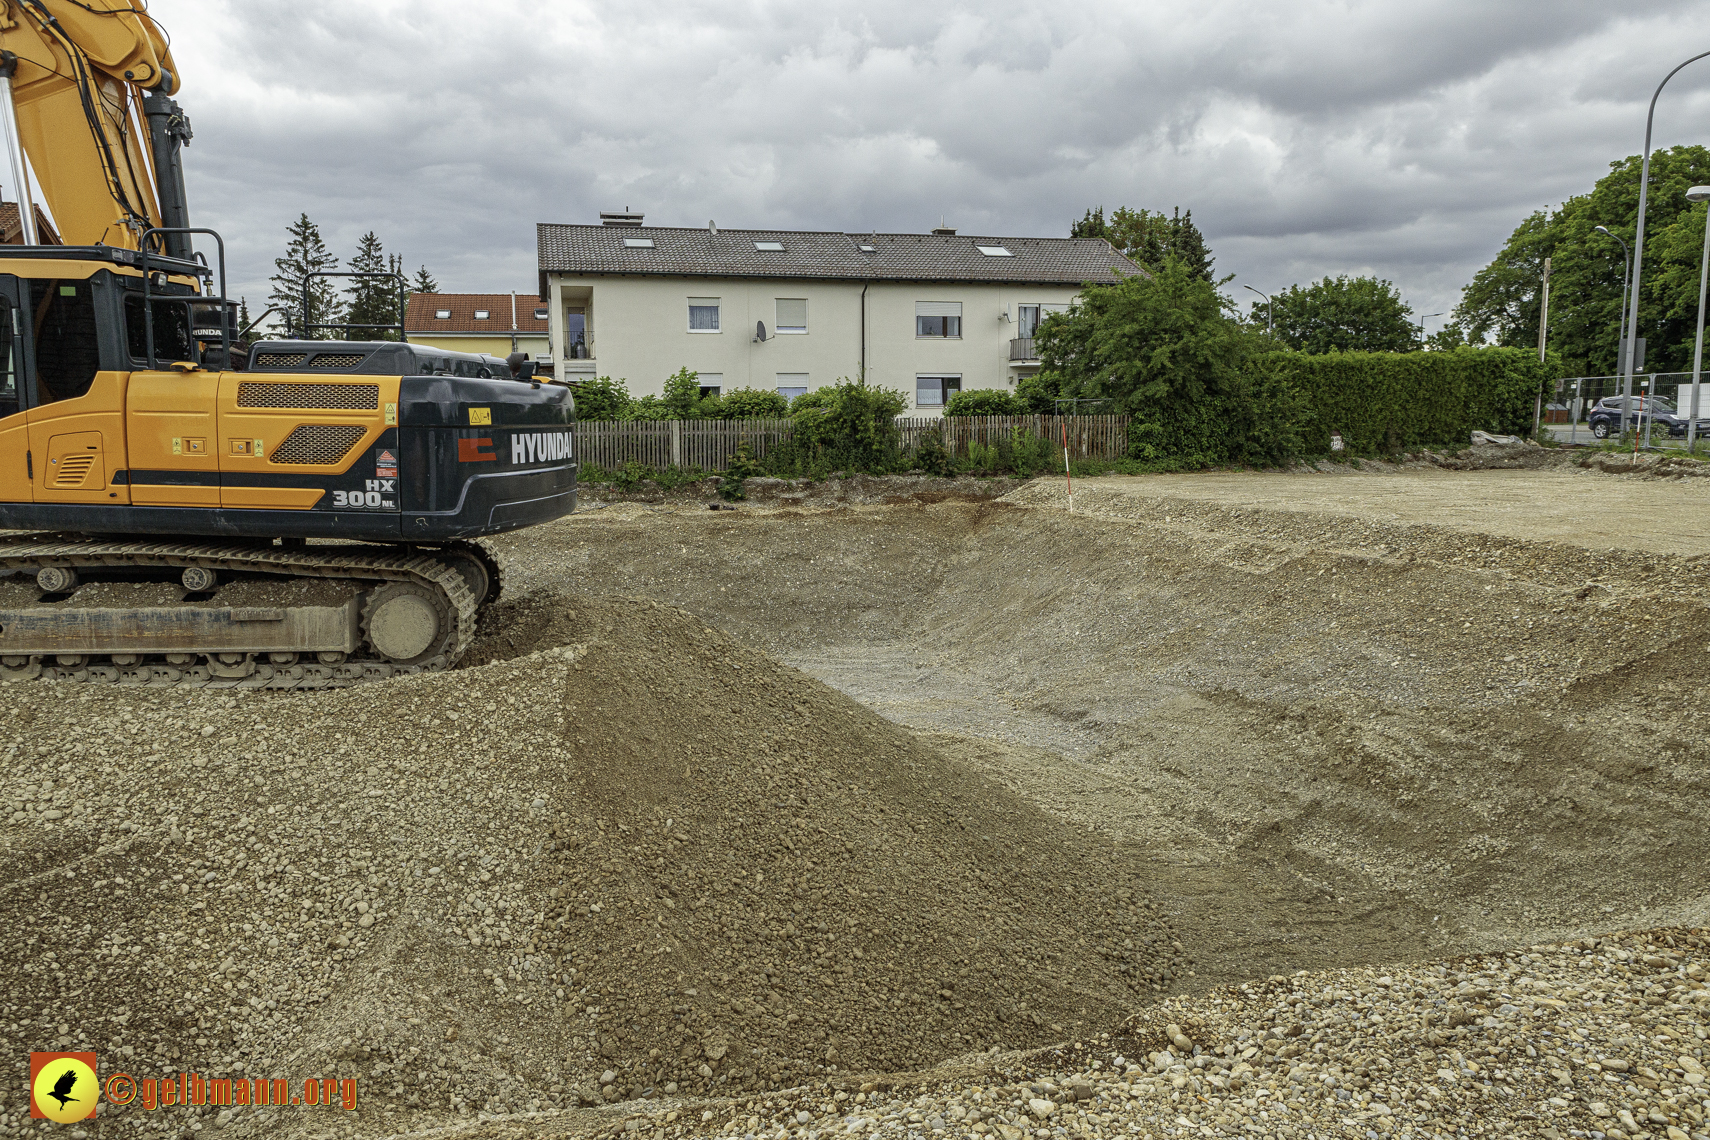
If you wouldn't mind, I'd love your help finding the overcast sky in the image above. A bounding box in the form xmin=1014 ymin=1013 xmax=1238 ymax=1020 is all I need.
xmin=153 ymin=0 xmax=1710 ymax=334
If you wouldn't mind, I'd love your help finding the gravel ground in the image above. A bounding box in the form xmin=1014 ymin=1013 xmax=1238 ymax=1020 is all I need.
xmin=371 ymin=927 xmax=1710 ymax=1140
xmin=5 ymin=460 xmax=1710 ymax=1139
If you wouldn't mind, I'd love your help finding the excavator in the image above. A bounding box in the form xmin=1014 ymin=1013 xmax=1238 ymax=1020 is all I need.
xmin=0 ymin=0 xmax=576 ymax=688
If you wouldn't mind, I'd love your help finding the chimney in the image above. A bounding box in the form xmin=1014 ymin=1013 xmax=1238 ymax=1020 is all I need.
xmin=931 ymin=216 xmax=956 ymax=236
xmin=600 ymin=209 xmax=645 ymax=227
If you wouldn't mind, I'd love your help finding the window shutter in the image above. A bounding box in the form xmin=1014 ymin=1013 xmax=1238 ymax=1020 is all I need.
xmin=915 ymin=301 xmax=962 ymax=318
xmin=776 ymin=298 xmax=808 ymax=328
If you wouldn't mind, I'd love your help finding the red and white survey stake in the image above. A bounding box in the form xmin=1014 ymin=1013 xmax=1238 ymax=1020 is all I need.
xmin=1061 ymin=420 xmax=1074 ymax=513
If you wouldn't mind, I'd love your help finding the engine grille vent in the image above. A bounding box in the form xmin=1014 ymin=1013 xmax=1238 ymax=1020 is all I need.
xmin=307 ymin=353 xmax=368 ymax=370
xmin=253 ymin=352 xmax=308 ymax=368
xmin=53 ymin=455 xmax=96 ymax=487
xmin=237 ymin=382 xmax=380 ymax=410
xmin=269 ymin=424 xmax=367 ymax=466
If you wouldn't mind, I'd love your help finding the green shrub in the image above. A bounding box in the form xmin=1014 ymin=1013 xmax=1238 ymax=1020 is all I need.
xmin=944 ymin=389 xmax=1026 ymax=416
xmin=911 ymin=424 xmax=953 ymax=476
xmin=719 ymin=441 xmax=761 ymax=500
xmin=716 ymin=387 xmax=790 ymax=419
xmin=1249 ymin=345 xmax=1557 ymax=457
xmin=785 ymin=376 xmax=909 ymax=470
xmin=571 ymin=376 xmax=632 ymax=421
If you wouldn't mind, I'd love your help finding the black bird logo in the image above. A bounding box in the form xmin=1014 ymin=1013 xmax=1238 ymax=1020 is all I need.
xmin=46 ymin=1066 xmax=79 ymax=1110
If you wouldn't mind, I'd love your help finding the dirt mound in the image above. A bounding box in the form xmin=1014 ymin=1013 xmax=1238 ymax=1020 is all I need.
xmin=0 ymin=594 xmax=1178 ymax=1134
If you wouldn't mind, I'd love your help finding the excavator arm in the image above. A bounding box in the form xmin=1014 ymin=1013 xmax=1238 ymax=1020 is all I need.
xmin=0 ymin=0 xmax=183 ymax=251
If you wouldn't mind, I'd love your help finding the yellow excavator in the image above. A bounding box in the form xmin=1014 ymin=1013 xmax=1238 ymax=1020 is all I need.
xmin=0 ymin=0 xmax=576 ymax=687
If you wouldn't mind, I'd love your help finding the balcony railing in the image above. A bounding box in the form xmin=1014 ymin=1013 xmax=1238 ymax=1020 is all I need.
xmin=1009 ymin=336 xmax=1037 ymax=362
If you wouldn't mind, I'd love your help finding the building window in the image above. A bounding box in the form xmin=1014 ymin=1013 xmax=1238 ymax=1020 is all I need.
xmin=776 ymin=373 xmax=809 ymax=402
xmin=754 ymin=241 xmax=785 ymax=251
xmin=915 ymin=301 xmax=961 ymax=338
xmin=473 ymin=309 xmax=490 ymax=320
xmin=688 ymin=298 xmax=720 ymax=332
xmin=434 ymin=309 xmax=451 ymax=319
xmin=976 ymin=245 xmax=1012 ymax=257
xmin=534 ymin=307 xmax=548 ymax=320
xmin=623 ymin=237 xmax=654 ymax=248
xmin=776 ymin=298 xmax=807 ymax=334
xmin=916 ymin=374 xmax=961 ymax=407
xmin=699 ymin=373 xmax=723 ymax=399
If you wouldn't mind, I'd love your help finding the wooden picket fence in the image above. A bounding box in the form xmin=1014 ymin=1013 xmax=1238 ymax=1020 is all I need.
xmin=897 ymin=415 xmax=1129 ymax=460
xmin=573 ymin=414 xmax=1129 ymax=472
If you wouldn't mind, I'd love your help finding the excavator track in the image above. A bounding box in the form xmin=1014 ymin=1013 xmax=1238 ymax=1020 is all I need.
xmin=0 ymin=537 xmax=488 ymax=690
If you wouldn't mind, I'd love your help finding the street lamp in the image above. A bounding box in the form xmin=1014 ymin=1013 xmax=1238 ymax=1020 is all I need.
xmin=1242 ymin=284 xmax=1273 ymax=338
xmin=1594 ymin=225 xmax=1633 ymax=433
xmin=1417 ymin=312 xmax=1444 ymax=349
xmin=1686 ymin=185 xmax=1710 ymax=449
xmin=1619 ymin=50 xmax=1710 ymax=442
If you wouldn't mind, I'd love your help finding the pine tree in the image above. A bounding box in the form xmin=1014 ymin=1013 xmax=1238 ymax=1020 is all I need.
xmin=411 ymin=265 xmax=439 ymax=294
xmin=344 ymin=231 xmax=400 ymax=340
xmin=236 ymin=297 xmax=252 ymax=334
xmin=1070 ymin=206 xmax=1108 ymax=240
xmin=267 ymin=214 xmax=342 ymax=339
xmin=1165 ymin=208 xmax=1214 ymax=282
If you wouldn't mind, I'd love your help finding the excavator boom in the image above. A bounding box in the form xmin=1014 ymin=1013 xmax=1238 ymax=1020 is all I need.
xmin=0 ymin=0 xmax=180 ymax=249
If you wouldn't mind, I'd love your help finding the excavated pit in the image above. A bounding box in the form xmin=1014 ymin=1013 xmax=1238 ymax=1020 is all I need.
xmin=480 ymin=475 xmax=1710 ymax=988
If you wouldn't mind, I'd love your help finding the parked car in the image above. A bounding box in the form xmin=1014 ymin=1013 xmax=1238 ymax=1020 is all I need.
xmin=1586 ymin=395 xmax=1710 ymax=439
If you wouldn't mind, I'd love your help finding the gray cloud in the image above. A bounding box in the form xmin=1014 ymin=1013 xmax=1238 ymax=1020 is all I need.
xmin=152 ymin=0 xmax=1710 ymax=322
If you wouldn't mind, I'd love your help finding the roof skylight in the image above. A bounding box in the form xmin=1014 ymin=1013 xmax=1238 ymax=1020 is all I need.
xmin=473 ymin=309 xmax=490 ymax=320
xmin=434 ymin=309 xmax=451 ymax=319
xmin=857 ymin=244 xmax=876 ymax=253
xmin=977 ymin=245 xmax=1013 ymax=257
xmin=623 ymin=237 xmax=654 ymax=248
xmin=753 ymin=241 xmax=785 ymax=251
xmin=534 ymin=308 xmax=548 ymax=319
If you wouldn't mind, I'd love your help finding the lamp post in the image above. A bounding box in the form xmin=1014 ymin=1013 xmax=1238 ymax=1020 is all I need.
xmin=1594 ymin=224 xmax=1632 ymax=431
xmin=1619 ymin=50 xmax=1710 ymax=443
xmin=1243 ymin=284 xmax=1273 ymax=338
xmin=1687 ymin=185 xmax=1710 ymax=450
xmin=1417 ymin=312 xmax=1444 ymax=349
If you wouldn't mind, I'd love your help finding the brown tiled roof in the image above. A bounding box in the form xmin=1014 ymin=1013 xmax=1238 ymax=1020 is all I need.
xmin=404 ymin=292 xmax=549 ymax=334
xmin=535 ymin=224 xmax=1141 ymax=286
xmin=0 ymin=201 xmax=62 ymax=245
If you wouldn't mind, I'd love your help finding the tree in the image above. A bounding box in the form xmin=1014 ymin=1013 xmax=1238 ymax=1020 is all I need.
xmin=1035 ymin=258 xmax=1295 ymax=465
xmin=1266 ymin=276 xmax=1418 ymax=354
xmin=267 ymin=214 xmax=341 ymax=339
xmin=788 ymin=377 xmax=908 ymax=467
xmin=411 ymin=265 xmax=439 ymax=294
xmin=1452 ymin=145 xmax=1710 ymax=374
xmin=343 ymin=232 xmax=401 ymax=340
xmin=1070 ymin=205 xmax=1214 ymax=281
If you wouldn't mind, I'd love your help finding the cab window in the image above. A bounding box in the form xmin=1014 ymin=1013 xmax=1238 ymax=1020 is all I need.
xmin=28 ymin=279 xmax=101 ymax=403
xmin=124 ymin=295 xmax=195 ymax=366
xmin=0 ymin=296 xmax=17 ymax=418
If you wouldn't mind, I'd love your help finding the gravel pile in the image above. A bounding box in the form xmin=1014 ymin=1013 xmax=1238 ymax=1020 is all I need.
xmin=491 ymin=927 xmax=1706 ymax=1140
xmin=0 ymin=594 xmax=1178 ymax=1136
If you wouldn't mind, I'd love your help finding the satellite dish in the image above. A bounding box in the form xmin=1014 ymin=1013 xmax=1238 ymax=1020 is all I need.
xmin=754 ymin=320 xmax=768 ymax=342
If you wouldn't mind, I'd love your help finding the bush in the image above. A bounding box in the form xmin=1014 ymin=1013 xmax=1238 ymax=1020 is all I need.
xmin=719 ymin=440 xmax=761 ymax=500
xmin=571 ymin=376 xmax=632 ymax=421
xmin=943 ymin=389 xmax=1026 ymax=416
xmin=715 ymin=388 xmax=790 ymax=419
xmin=1248 ymin=346 xmax=1557 ymax=456
xmin=911 ymin=424 xmax=953 ymax=476
xmin=785 ymin=376 xmax=909 ymax=470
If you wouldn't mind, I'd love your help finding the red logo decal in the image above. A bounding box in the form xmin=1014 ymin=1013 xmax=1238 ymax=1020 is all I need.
xmin=456 ymin=438 xmax=495 ymax=462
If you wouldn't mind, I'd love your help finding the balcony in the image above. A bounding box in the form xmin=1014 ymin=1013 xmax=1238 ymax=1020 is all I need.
xmin=1009 ymin=336 xmax=1037 ymax=362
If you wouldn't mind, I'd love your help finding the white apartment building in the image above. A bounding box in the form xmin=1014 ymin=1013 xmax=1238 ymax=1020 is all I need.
xmin=535 ymin=213 xmax=1140 ymax=412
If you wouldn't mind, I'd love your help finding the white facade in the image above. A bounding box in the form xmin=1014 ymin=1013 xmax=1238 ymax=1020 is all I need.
xmin=544 ymin=275 xmax=1081 ymax=412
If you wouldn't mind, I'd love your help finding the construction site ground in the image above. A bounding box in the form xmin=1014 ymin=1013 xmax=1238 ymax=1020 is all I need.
xmin=2 ymin=458 xmax=1708 ymax=1140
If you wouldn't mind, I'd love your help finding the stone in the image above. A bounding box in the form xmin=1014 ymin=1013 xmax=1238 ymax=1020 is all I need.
xmin=1028 ymin=1099 xmax=1055 ymax=1119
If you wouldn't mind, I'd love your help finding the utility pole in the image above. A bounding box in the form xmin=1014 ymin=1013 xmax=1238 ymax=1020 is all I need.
xmin=1534 ymin=256 xmax=1551 ymax=435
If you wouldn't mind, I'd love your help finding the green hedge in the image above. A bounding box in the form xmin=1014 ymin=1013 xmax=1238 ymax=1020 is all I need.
xmin=1247 ymin=346 xmax=1558 ymax=457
